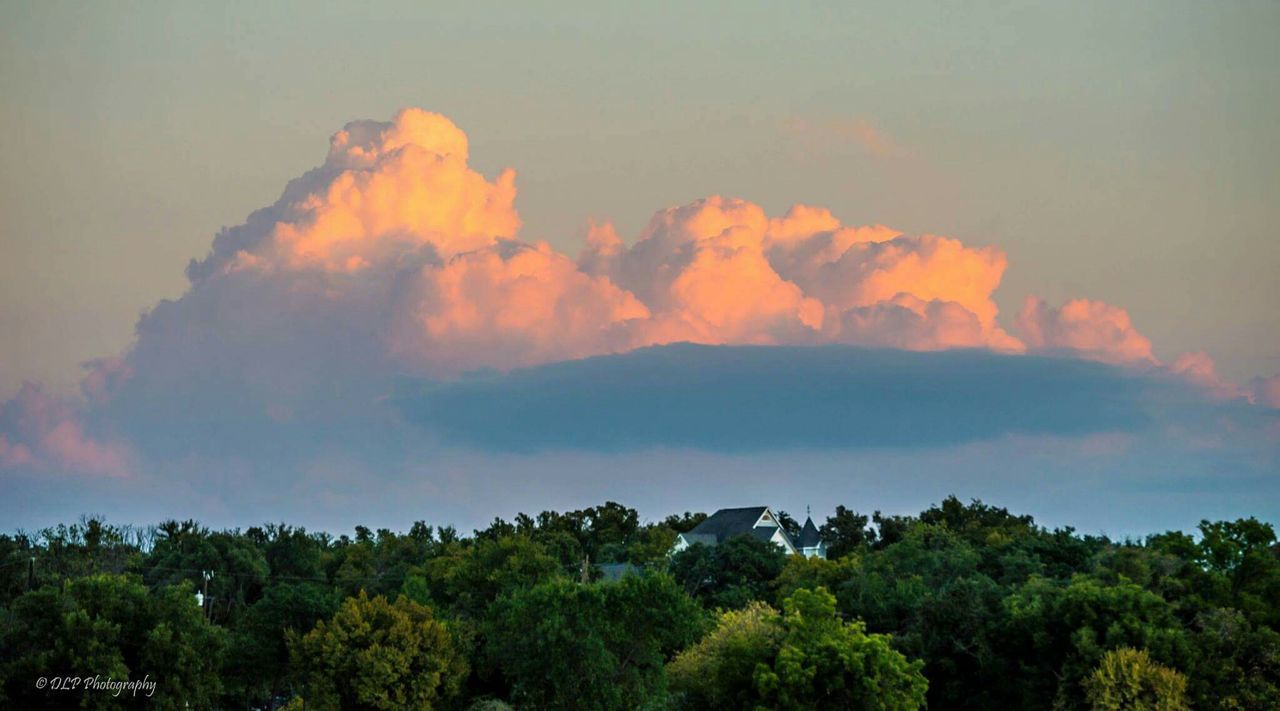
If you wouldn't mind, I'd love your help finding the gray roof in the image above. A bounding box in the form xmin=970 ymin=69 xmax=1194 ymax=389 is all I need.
xmin=680 ymin=532 xmax=718 ymax=547
xmin=686 ymin=506 xmax=769 ymax=543
xmin=750 ymin=527 xmax=780 ymax=543
xmin=797 ymin=517 xmax=822 ymax=548
xmin=596 ymin=562 xmax=641 ymax=582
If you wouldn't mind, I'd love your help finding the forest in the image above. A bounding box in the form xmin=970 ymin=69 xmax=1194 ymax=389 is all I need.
xmin=1 ymin=496 xmax=1277 ymax=710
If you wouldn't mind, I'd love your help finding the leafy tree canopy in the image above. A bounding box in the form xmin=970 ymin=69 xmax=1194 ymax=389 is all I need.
xmin=289 ymin=592 xmax=467 ymax=710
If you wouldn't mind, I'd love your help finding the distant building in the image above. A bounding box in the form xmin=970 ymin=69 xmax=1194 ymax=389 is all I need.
xmin=795 ymin=515 xmax=827 ymax=559
xmin=595 ymin=562 xmax=641 ymax=582
xmin=671 ymin=506 xmax=826 ymax=559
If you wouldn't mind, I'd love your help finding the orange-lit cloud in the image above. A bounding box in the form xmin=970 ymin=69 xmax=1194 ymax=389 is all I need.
xmin=582 ymin=196 xmax=1020 ymax=354
xmin=186 ymin=107 xmax=1032 ymax=381
xmin=387 ymin=240 xmax=650 ymax=373
xmin=191 ymin=108 xmax=519 ymax=277
xmin=1 ymin=107 xmax=1274 ymax=478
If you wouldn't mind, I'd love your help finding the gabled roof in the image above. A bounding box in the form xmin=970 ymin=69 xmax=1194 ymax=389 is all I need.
xmin=680 ymin=532 xmax=718 ymax=547
xmin=749 ymin=527 xmax=781 ymax=543
xmin=797 ymin=516 xmax=822 ymax=548
xmin=686 ymin=506 xmax=769 ymax=543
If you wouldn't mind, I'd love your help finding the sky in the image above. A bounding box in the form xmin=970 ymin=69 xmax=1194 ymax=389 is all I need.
xmin=1 ymin=2 xmax=1277 ymax=536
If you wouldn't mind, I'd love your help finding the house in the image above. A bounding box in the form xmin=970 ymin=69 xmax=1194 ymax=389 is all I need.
xmin=672 ymin=506 xmax=826 ymax=559
xmin=795 ymin=515 xmax=828 ymax=559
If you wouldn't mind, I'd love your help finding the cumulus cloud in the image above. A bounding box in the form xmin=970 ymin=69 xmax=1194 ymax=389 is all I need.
xmin=0 ymin=107 xmax=1273 ymax=484
xmin=1013 ymin=297 xmax=1257 ymax=404
xmin=387 ymin=240 xmax=649 ymax=373
xmin=1015 ymin=296 xmax=1156 ymax=365
xmin=189 ymin=109 xmax=518 ymax=277
xmin=579 ymin=196 xmax=1021 ymax=352
xmin=1168 ymin=351 xmax=1250 ymax=402
xmin=166 ymin=109 xmax=1037 ymax=397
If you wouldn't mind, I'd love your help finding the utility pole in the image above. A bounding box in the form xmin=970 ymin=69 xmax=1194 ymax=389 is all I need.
xmin=201 ymin=570 xmax=213 ymax=619
xmin=27 ymin=557 xmax=35 ymax=592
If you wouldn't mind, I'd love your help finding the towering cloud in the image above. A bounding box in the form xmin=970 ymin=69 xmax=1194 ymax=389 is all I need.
xmin=0 ymin=108 xmax=1273 ymax=480
xmin=189 ymin=109 xmax=519 ymax=278
xmin=168 ymin=108 xmax=1038 ymax=386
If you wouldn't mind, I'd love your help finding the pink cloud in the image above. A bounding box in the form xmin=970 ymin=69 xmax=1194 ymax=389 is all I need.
xmin=0 ymin=383 xmax=130 ymax=477
xmin=1169 ymin=351 xmax=1248 ymax=402
xmin=1016 ymin=296 xmax=1156 ymax=365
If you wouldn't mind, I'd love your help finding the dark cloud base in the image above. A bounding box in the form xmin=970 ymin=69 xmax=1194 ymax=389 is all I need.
xmin=399 ymin=344 xmax=1155 ymax=452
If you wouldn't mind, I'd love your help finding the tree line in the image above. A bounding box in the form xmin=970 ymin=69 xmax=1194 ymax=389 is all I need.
xmin=1 ymin=497 xmax=1277 ymax=709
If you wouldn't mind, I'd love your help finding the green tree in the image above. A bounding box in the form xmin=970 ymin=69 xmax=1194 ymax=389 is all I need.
xmin=485 ymin=573 xmax=704 ymax=710
xmin=1082 ymin=647 xmax=1189 ymax=711
xmin=1184 ymin=607 xmax=1280 ymax=710
xmin=626 ymin=524 xmax=679 ymax=567
xmin=871 ymin=511 xmax=915 ymax=550
xmin=1002 ymin=575 xmax=1188 ymax=710
xmin=0 ymin=519 xmax=146 ymax=607
xmin=4 ymin=504 xmax=1278 ymax=711
xmin=580 ymin=501 xmax=641 ymax=562
xmin=0 ymin=573 xmax=224 ymax=709
xmin=794 ymin=522 xmax=1012 ymax=709
xmin=821 ymin=506 xmax=875 ymax=559
xmin=142 ymin=520 xmax=269 ymax=624
xmin=755 ymin=587 xmax=928 ymax=710
xmin=833 ymin=523 xmax=982 ymax=635
xmin=668 ymin=601 xmax=783 ymax=708
xmin=773 ymin=553 xmax=855 ymax=605
xmin=223 ymin=582 xmax=339 ymax=707
xmin=1196 ymin=518 xmax=1280 ymax=629
xmin=245 ymin=523 xmax=327 ymax=580
xmin=662 ymin=512 xmax=709 ymax=533
xmin=1198 ymin=518 xmax=1275 ymax=574
xmin=476 ymin=502 xmax=645 ymax=569
xmin=417 ymin=534 xmax=562 ymax=618
xmin=289 ymin=592 xmax=466 ymax=710
xmin=897 ymin=573 xmax=1008 ymax=709
xmin=670 ymin=534 xmax=787 ymax=609
xmin=918 ymin=496 xmax=1036 ymax=548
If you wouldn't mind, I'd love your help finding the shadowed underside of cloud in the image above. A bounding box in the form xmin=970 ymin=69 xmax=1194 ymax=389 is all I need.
xmin=399 ymin=344 xmax=1156 ymax=452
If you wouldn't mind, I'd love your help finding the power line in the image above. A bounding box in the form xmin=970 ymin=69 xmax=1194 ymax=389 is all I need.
xmin=3 ymin=559 xmax=414 ymax=585
xmin=132 ymin=564 xmax=410 ymax=584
